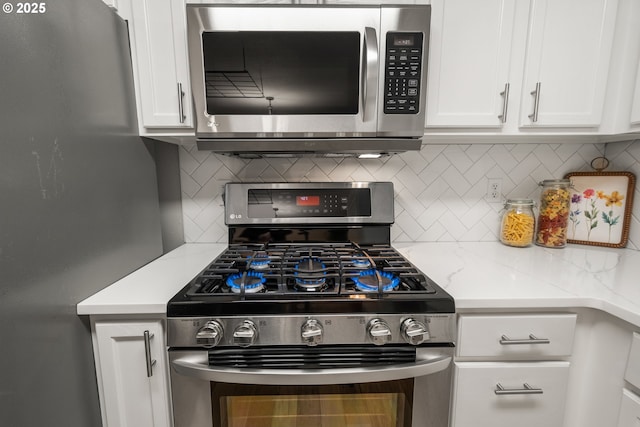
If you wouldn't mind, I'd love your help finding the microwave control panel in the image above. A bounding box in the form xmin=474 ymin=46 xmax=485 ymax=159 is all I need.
xmin=383 ymin=32 xmax=424 ymax=114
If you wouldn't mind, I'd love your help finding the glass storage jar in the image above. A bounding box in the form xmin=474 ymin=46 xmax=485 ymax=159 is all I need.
xmin=535 ymin=179 xmax=571 ymax=248
xmin=500 ymin=199 xmax=535 ymax=247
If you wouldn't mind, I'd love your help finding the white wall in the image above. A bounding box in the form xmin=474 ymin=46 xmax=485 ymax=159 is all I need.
xmin=179 ymin=139 xmax=640 ymax=249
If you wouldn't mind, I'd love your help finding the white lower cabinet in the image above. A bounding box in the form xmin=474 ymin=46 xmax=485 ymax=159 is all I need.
xmin=452 ymin=362 xmax=570 ymax=427
xmin=617 ymin=389 xmax=640 ymax=427
xmin=617 ymin=332 xmax=640 ymax=426
xmin=452 ymin=313 xmax=576 ymax=427
xmin=93 ymin=320 xmax=172 ymax=427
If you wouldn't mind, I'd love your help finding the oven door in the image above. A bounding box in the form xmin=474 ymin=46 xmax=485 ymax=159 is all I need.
xmin=169 ymin=347 xmax=453 ymax=427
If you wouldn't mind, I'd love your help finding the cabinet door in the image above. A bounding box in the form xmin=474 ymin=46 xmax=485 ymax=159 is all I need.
xmin=520 ymin=0 xmax=617 ymax=128
xmin=127 ymin=0 xmax=193 ymax=128
xmin=451 ymin=362 xmax=570 ymax=427
xmin=625 ymin=332 xmax=640 ymax=389
xmin=630 ymin=60 xmax=640 ymax=129
xmin=457 ymin=313 xmax=577 ymax=358
xmin=426 ymin=0 xmax=518 ymax=127
xmin=617 ymin=389 xmax=640 ymax=427
xmin=94 ymin=321 xmax=172 ymax=427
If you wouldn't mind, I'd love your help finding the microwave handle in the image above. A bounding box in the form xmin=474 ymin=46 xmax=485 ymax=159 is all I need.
xmin=362 ymin=27 xmax=379 ymax=121
xmin=171 ymin=351 xmax=451 ymax=386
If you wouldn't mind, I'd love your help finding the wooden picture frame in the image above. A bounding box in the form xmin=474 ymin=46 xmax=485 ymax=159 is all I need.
xmin=564 ymin=171 xmax=635 ymax=248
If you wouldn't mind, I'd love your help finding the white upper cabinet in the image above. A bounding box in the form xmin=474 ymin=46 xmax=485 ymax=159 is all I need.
xmin=519 ymin=0 xmax=617 ymax=128
xmin=426 ymin=0 xmax=619 ymax=134
xmin=631 ymin=59 xmax=640 ymax=130
xmin=426 ymin=0 xmax=517 ymax=128
xmin=122 ymin=0 xmax=193 ymax=130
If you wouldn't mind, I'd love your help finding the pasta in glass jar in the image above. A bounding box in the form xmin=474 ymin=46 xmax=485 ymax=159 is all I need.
xmin=535 ymin=179 xmax=571 ymax=248
xmin=500 ymin=199 xmax=535 ymax=247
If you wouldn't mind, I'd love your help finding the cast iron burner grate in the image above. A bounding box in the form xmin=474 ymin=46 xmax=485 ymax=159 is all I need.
xmin=184 ymin=242 xmax=438 ymax=298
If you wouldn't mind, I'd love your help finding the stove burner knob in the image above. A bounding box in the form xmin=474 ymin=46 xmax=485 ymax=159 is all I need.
xmin=196 ymin=321 xmax=224 ymax=348
xmin=233 ymin=320 xmax=258 ymax=347
xmin=367 ymin=319 xmax=392 ymax=346
xmin=301 ymin=319 xmax=324 ymax=346
xmin=401 ymin=318 xmax=430 ymax=345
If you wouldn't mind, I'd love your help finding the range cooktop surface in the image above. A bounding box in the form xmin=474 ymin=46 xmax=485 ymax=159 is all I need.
xmin=167 ymin=241 xmax=454 ymax=316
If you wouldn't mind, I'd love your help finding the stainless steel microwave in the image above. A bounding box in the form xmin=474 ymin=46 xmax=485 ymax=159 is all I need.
xmin=186 ymin=4 xmax=431 ymax=157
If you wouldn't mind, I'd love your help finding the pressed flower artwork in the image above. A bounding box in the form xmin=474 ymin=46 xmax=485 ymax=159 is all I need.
xmin=564 ymin=172 xmax=635 ymax=248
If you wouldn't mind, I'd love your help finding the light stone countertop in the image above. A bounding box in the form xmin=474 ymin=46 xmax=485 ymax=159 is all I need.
xmin=77 ymin=241 xmax=640 ymax=327
xmin=77 ymin=243 xmax=227 ymax=315
xmin=394 ymin=241 xmax=640 ymax=327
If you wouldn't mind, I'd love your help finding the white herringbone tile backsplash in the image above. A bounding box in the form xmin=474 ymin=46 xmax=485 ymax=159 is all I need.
xmin=179 ymin=140 xmax=640 ymax=249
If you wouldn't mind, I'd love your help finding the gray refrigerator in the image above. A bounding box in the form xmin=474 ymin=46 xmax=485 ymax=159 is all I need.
xmin=0 ymin=0 xmax=165 ymax=425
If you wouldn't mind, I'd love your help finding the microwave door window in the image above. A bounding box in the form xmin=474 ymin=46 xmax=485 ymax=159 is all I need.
xmin=202 ymin=32 xmax=360 ymax=115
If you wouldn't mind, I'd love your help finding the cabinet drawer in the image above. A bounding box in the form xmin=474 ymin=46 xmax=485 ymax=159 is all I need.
xmin=458 ymin=314 xmax=577 ymax=358
xmin=624 ymin=332 xmax=640 ymax=389
xmin=617 ymin=389 xmax=640 ymax=427
xmin=452 ymin=362 xmax=570 ymax=427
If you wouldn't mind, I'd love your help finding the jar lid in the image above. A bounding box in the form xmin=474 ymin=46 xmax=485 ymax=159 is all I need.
xmin=505 ymin=198 xmax=535 ymax=206
xmin=539 ymin=179 xmax=571 ymax=186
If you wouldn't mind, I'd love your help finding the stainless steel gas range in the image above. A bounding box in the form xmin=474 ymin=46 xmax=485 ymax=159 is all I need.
xmin=167 ymin=182 xmax=456 ymax=427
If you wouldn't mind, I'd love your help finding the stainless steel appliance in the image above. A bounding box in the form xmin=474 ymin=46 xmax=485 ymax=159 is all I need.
xmin=186 ymin=5 xmax=431 ymax=157
xmin=168 ymin=182 xmax=455 ymax=427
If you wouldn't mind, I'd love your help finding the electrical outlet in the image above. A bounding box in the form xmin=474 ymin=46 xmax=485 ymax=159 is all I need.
xmin=486 ymin=178 xmax=502 ymax=202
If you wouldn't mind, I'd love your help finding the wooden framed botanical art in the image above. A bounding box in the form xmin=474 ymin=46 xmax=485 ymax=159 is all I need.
xmin=564 ymin=171 xmax=636 ymax=248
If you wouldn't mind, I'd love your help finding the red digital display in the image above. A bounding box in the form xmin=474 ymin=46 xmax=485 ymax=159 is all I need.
xmin=296 ymin=196 xmax=320 ymax=206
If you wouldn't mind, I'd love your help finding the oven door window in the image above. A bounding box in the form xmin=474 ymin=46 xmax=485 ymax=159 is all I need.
xmin=212 ymin=380 xmax=413 ymax=427
xmin=201 ymin=31 xmax=360 ymax=115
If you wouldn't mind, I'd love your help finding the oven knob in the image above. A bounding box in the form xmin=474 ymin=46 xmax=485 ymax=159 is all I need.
xmin=233 ymin=320 xmax=258 ymax=347
xmin=301 ymin=319 xmax=323 ymax=346
xmin=196 ymin=321 xmax=224 ymax=348
xmin=401 ymin=318 xmax=430 ymax=345
xmin=367 ymin=319 xmax=392 ymax=346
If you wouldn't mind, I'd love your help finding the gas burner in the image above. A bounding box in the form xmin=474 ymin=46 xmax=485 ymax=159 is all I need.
xmin=354 ymin=269 xmax=400 ymax=292
xmin=225 ymin=271 xmax=266 ymax=293
xmin=247 ymin=252 xmax=271 ymax=270
xmin=294 ymin=257 xmax=327 ymax=291
xmin=351 ymin=257 xmax=372 ymax=268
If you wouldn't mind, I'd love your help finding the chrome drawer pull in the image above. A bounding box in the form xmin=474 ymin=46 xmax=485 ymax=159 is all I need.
xmin=499 ymin=334 xmax=550 ymax=345
xmin=177 ymin=83 xmax=186 ymax=124
xmin=495 ymin=383 xmax=543 ymax=395
xmin=498 ymin=82 xmax=510 ymax=123
xmin=144 ymin=330 xmax=157 ymax=378
xmin=528 ymin=82 xmax=541 ymax=122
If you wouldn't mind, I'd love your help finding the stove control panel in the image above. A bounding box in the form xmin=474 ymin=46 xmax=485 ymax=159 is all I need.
xmin=195 ymin=320 xmax=224 ymax=348
xmin=367 ymin=318 xmax=393 ymax=346
xmin=301 ymin=318 xmax=324 ymax=346
xmin=401 ymin=318 xmax=430 ymax=345
xmin=233 ymin=320 xmax=258 ymax=347
xmin=247 ymin=188 xmax=372 ymax=218
xmin=170 ymin=313 xmax=455 ymax=348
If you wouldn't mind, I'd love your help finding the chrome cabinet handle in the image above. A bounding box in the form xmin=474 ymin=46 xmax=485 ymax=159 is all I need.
xmin=143 ymin=330 xmax=157 ymax=378
xmin=177 ymin=83 xmax=186 ymax=124
xmin=362 ymin=27 xmax=379 ymax=121
xmin=499 ymin=334 xmax=551 ymax=345
xmin=528 ymin=81 xmax=541 ymax=122
xmin=495 ymin=383 xmax=543 ymax=395
xmin=498 ymin=83 xmax=510 ymax=123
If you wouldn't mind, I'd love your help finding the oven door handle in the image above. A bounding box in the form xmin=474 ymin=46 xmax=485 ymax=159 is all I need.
xmin=171 ymin=351 xmax=451 ymax=386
